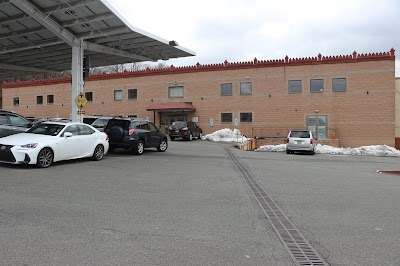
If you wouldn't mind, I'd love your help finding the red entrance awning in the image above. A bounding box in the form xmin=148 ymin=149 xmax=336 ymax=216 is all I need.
xmin=146 ymin=102 xmax=196 ymax=112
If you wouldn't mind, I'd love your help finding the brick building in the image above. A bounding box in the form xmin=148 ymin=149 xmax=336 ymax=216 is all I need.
xmin=1 ymin=49 xmax=396 ymax=148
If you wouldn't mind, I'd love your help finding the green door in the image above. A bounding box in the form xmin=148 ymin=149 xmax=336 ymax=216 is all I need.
xmin=306 ymin=115 xmax=327 ymax=139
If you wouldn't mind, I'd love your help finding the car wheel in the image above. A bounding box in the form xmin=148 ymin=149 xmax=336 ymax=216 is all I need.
xmin=109 ymin=125 xmax=125 ymax=142
xmin=133 ymin=140 xmax=144 ymax=155
xmin=157 ymin=139 xmax=168 ymax=152
xmin=92 ymin=144 xmax=104 ymax=161
xmin=198 ymin=133 xmax=202 ymax=140
xmin=36 ymin=148 xmax=53 ymax=168
xmin=286 ymin=149 xmax=291 ymax=154
xmin=170 ymin=136 xmax=175 ymax=141
xmin=188 ymin=133 xmax=193 ymax=141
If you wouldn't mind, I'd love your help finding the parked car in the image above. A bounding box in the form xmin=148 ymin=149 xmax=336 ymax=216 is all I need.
xmin=286 ymin=130 xmax=316 ymax=155
xmin=0 ymin=110 xmax=33 ymax=138
xmin=83 ymin=115 xmax=99 ymax=125
xmin=91 ymin=116 xmax=113 ymax=132
xmin=168 ymin=121 xmax=203 ymax=141
xmin=104 ymin=118 xmax=168 ymax=155
xmin=0 ymin=121 xmax=109 ymax=168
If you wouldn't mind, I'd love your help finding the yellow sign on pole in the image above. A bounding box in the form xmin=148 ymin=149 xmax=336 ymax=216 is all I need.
xmin=75 ymin=95 xmax=88 ymax=107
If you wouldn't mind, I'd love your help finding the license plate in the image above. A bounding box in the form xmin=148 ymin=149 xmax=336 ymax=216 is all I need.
xmin=175 ymin=130 xmax=179 ymax=132
xmin=296 ymin=140 xmax=303 ymax=144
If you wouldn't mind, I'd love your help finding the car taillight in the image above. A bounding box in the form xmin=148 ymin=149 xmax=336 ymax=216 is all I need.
xmin=105 ymin=135 xmax=109 ymax=141
xmin=182 ymin=127 xmax=188 ymax=130
xmin=310 ymin=139 xmax=314 ymax=144
xmin=129 ymin=128 xmax=135 ymax=135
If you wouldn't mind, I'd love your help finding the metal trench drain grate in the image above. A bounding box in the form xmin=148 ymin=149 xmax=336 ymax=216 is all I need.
xmin=226 ymin=148 xmax=329 ymax=266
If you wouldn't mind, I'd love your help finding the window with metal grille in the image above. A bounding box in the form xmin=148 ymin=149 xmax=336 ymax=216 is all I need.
xmin=221 ymin=113 xmax=233 ymax=123
xmin=240 ymin=112 xmax=252 ymax=122
xmin=128 ymin=89 xmax=137 ymax=100
xmin=37 ymin=95 xmax=43 ymax=105
xmin=47 ymin=95 xmax=54 ymax=104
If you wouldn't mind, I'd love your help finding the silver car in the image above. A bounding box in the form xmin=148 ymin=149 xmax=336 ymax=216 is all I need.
xmin=286 ymin=130 xmax=316 ymax=154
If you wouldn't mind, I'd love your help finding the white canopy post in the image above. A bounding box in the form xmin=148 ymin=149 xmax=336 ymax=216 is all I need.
xmin=71 ymin=40 xmax=84 ymax=122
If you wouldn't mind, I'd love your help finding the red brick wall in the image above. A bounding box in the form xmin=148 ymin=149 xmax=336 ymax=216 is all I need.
xmin=2 ymin=51 xmax=395 ymax=148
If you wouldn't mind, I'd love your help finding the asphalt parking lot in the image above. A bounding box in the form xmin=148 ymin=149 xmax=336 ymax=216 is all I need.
xmin=1 ymin=140 xmax=400 ymax=266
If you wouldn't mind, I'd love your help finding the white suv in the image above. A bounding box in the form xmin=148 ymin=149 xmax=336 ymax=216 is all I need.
xmin=286 ymin=130 xmax=316 ymax=155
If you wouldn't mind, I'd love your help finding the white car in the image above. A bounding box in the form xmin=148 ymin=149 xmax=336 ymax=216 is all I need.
xmin=0 ymin=121 xmax=109 ymax=168
xmin=286 ymin=130 xmax=316 ymax=155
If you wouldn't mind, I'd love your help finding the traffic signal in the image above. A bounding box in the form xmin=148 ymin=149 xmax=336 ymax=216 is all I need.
xmin=83 ymin=56 xmax=90 ymax=79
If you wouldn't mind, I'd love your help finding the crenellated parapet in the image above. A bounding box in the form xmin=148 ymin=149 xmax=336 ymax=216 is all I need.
xmin=3 ymin=48 xmax=395 ymax=88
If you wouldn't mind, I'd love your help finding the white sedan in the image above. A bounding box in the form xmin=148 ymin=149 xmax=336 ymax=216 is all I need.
xmin=0 ymin=121 xmax=109 ymax=168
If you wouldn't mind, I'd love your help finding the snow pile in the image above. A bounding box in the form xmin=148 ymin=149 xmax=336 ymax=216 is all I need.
xmin=202 ymin=128 xmax=250 ymax=143
xmin=256 ymin=144 xmax=400 ymax=157
xmin=255 ymin=144 xmax=287 ymax=152
xmin=202 ymin=128 xmax=400 ymax=157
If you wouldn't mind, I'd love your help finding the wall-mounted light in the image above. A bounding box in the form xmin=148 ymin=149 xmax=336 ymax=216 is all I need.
xmin=169 ymin=40 xmax=179 ymax=46
xmin=201 ymin=97 xmax=204 ymax=100
xmin=269 ymin=94 xmax=271 ymax=98
xmin=315 ymin=109 xmax=320 ymax=113
xmin=151 ymin=99 xmax=153 ymax=102
xmin=367 ymin=91 xmax=369 ymax=95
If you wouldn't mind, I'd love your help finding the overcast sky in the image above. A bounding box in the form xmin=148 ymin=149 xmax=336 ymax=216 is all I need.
xmin=106 ymin=0 xmax=400 ymax=76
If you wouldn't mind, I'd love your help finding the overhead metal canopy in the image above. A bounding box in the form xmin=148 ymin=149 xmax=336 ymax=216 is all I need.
xmin=0 ymin=0 xmax=196 ymax=81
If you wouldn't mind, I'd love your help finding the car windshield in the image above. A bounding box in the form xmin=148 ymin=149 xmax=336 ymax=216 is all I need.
xmin=26 ymin=123 xmax=65 ymax=136
xmin=290 ymin=131 xmax=310 ymax=138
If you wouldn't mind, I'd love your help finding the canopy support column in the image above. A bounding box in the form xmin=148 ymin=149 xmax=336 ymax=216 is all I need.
xmin=71 ymin=40 xmax=84 ymax=122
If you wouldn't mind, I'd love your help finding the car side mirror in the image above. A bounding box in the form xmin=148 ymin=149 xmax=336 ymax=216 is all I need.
xmin=63 ymin=132 xmax=73 ymax=138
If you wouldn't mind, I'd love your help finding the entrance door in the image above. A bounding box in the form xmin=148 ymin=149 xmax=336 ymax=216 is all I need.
xmin=162 ymin=112 xmax=189 ymax=133
xmin=306 ymin=115 xmax=327 ymax=139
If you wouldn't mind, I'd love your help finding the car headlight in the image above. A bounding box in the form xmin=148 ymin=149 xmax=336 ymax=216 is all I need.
xmin=21 ymin=143 xmax=38 ymax=148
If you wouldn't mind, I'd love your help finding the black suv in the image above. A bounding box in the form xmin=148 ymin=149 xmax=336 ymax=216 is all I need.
xmin=0 ymin=110 xmax=33 ymax=138
xmin=168 ymin=121 xmax=203 ymax=141
xmin=104 ymin=118 xmax=168 ymax=155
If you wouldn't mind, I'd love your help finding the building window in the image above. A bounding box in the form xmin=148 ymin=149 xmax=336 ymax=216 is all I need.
xmin=240 ymin=82 xmax=252 ymax=95
xmin=85 ymin=92 xmax=93 ymax=102
xmin=240 ymin=112 xmax=252 ymax=122
xmin=169 ymin=86 xmax=184 ymax=98
xmin=221 ymin=83 xmax=233 ymax=96
xmin=47 ymin=95 xmax=54 ymax=104
xmin=37 ymin=95 xmax=43 ymax=105
xmin=114 ymin=90 xmax=123 ymax=101
xmin=13 ymin=97 xmax=19 ymax=106
xmin=128 ymin=89 xmax=138 ymax=100
xmin=221 ymin=113 xmax=233 ymax=123
xmin=310 ymin=79 xmax=324 ymax=92
xmin=288 ymin=80 xmax=302 ymax=93
xmin=332 ymin=78 xmax=346 ymax=92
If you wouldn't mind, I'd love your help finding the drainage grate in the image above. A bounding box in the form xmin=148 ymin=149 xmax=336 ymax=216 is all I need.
xmin=226 ymin=148 xmax=329 ymax=266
